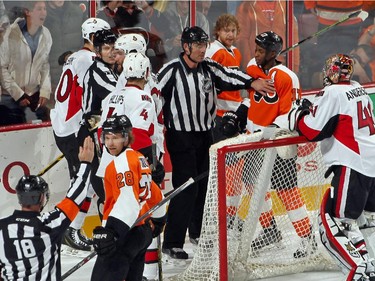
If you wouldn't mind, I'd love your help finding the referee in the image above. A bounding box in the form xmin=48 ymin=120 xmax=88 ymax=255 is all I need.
xmin=0 ymin=137 xmax=94 ymax=281
xmin=155 ymin=26 xmax=275 ymax=259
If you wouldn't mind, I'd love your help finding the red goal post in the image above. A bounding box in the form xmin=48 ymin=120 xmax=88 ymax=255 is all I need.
xmin=172 ymin=129 xmax=338 ymax=281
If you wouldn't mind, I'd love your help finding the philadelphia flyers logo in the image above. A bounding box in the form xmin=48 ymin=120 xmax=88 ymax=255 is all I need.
xmin=253 ymin=91 xmax=279 ymax=104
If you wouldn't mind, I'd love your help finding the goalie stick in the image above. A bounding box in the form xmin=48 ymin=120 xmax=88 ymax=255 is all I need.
xmin=280 ymin=10 xmax=368 ymax=55
xmin=61 ymin=171 xmax=209 ymax=280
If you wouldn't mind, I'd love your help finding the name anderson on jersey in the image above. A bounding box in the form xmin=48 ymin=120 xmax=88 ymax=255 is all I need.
xmin=346 ymin=86 xmax=367 ymax=101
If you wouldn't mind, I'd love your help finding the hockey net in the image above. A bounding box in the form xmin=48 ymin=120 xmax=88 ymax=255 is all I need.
xmin=171 ymin=129 xmax=337 ymax=281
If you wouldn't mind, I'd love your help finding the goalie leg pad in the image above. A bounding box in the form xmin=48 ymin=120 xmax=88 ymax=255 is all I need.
xmin=359 ymin=211 xmax=375 ymax=260
xmin=319 ymin=188 xmax=368 ymax=281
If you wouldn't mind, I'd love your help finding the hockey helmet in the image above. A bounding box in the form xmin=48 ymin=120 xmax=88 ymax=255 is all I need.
xmin=255 ymin=31 xmax=283 ymax=55
xmin=122 ymin=52 xmax=150 ymax=80
xmin=81 ymin=18 xmax=110 ymax=41
xmin=323 ymin=54 xmax=354 ymax=86
xmin=115 ymin=33 xmax=147 ymax=55
xmin=93 ymin=29 xmax=117 ymax=49
xmin=16 ymin=175 xmax=50 ymax=206
xmin=181 ymin=26 xmax=209 ymax=47
xmin=101 ymin=115 xmax=133 ymax=141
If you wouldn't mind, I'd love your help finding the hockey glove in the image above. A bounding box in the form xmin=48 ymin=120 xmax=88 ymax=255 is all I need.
xmin=152 ymin=160 xmax=165 ymax=185
xmin=288 ymin=98 xmax=312 ymax=131
xmin=92 ymin=226 xmax=117 ymax=257
xmin=148 ymin=216 xmax=167 ymax=238
xmin=222 ymin=111 xmax=241 ymax=138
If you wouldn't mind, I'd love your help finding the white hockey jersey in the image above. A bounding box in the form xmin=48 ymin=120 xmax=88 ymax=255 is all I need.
xmin=50 ymin=49 xmax=96 ymax=137
xmin=298 ymin=80 xmax=375 ymax=177
xmin=97 ymin=84 xmax=159 ymax=177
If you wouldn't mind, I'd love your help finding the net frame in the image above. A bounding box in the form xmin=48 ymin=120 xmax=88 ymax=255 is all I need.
xmin=171 ymin=130 xmax=337 ymax=281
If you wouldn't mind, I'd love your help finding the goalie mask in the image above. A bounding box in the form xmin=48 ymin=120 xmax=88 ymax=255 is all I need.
xmin=122 ymin=52 xmax=150 ymax=81
xmin=323 ymin=54 xmax=354 ymax=86
xmin=255 ymin=31 xmax=283 ymax=56
xmin=115 ymin=33 xmax=147 ymax=55
xmin=16 ymin=175 xmax=50 ymax=207
xmin=101 ymin=115 xmax=133 ymax=144
xmin=81 ymin=18 xmax=110 ymax=41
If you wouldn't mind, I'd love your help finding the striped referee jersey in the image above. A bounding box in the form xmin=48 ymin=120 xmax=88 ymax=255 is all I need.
xmin=155 ymin=54 xmax=253 ymax=132
xmin=82 ymin=58 xmax=118 ymax=117
xmin=0 ymin=163 xmax=91 ymax=281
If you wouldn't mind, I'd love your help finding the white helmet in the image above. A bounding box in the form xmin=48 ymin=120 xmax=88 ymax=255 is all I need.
xmin=122 ymin=53 xmax=150 ymax=81
xmin=115 ymin=33 xmax=147 ymax=55
xmin=81 ymin=18 xmax=110 ymax=41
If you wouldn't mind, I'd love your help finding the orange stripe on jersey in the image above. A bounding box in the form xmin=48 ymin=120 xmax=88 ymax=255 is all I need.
xmin=56 ymin=198 xmax=80 ymax=222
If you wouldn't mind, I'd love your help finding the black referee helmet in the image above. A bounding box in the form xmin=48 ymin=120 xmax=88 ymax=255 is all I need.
xmin=93 ymin=29 xmax=117 ymax=49
xmin=181 ymin=26 xmax=209 ymax=48
xmin=16 ymin=175 xmax=50 ymax=206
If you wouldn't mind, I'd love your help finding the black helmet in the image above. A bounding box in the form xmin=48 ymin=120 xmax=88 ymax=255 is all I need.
xmin=181 ymin=26 xmax=209 ymax=46
xmin=255 ymin=31 xmax=283 ymax=55
xmin=16 ymin=175 xmax=49 ymax=206
xmin=102 ymin=115 xmax=132 ymax=140
xmin=93 ymin=29 xmax=117 ymax=48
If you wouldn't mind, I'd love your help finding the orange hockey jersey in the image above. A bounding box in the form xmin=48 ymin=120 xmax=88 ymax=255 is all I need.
xmin=205 ymin=40 xmax=243 ymax=117
xmin=245 ymin=58 xmax=301 ymax=132
xmin=102 ymin=148 xmax=166 ymax=235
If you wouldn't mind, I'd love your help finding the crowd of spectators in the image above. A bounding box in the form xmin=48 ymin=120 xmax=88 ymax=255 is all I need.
xmin=0 ymin=0 xmax=374 ymax=126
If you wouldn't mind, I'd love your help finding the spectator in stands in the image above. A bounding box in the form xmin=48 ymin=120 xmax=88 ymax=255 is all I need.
xmin=236 ymin=0 xmax=300 ymax=73
xmin=0 ymin=0 xmax=9 ymax=44
xmin=350 ymin=44 xmax=374 ymax=83
xmin=162 ymin=1 xmax=210 ymax=61
xmin=96 ymin=0 xmax=122 ymax=29
xmin=44 ymin=0 xmax=87 ymax=92
xmin=304 ymin=1 xmax=375 ymax=87
xmin=205 ymin=13 xmax=243 ymax=143
xmin=0 ymin=1 xmax=52 ymax=125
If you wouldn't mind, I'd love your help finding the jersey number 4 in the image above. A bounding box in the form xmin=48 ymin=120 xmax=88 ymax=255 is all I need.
xmin=357 ymin=101 xmax=375 ymax=135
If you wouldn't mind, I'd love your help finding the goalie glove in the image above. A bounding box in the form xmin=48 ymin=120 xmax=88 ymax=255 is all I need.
xmin=93 ymin=226 xmax=118 ymax=257
xmin=288 ymin=98 xmax=312 ymax=131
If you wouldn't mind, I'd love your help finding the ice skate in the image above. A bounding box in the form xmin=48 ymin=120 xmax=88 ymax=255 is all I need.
xmin=162 ymin=247 xmax=188 ymax=266
xmin=293 ymin=233 xmax=318 ymax=258
xmin=62 ymin=227 xmax=92 ymax=251
xmin=251 ymin=225 xmax=283 ymax=253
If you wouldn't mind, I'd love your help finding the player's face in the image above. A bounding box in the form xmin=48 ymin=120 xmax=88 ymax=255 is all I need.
xmin=185 ymin=42 xmax=207 ymax=63
xmin=27 ymin=1 xmax=47 ymax=27
xmin=104 ymin=132 xmax=126 ymax=156
xmin=254 ymin=44 xmax=273 ymax=68
xmin=113 ymin=49 xmax=125 ymax=65
xmin=217 ymin=23 xmax=238 ymax=48
xmin=99 ymin=44 xmax=116 ymax=65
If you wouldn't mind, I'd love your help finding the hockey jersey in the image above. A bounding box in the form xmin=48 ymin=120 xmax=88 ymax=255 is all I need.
xmin=102 ymin=148 xmax=166 ymax=241
xmin=205 ymin=40 xmax=243 ymax=117
xmin=50 ymin=48 xmax=96 ymax=137
xmin=298 ymin=81 xmax=375 ymax=177
xmin=97 ymin=83 xmax=160 ymax=177
xmin=246 ymin=58 xmax=301 ymax=132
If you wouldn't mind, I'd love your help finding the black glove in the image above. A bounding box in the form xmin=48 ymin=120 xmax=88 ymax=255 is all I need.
xmin=152 ymin=160 xmax=165 ymax=185
xmin=92 ymin=226 xmax=117 ymax=257
xmin=222 ymin=111 xmax=241 ymax=137
xmin=149 ymin=216 xmax=166 ymax=238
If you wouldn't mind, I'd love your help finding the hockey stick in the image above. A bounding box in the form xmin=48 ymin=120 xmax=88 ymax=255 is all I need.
xmin=280 ymin=10 xmax=368 ymax=55
xmin=61 ymin=171 xmax=209 ymax=280
xmin=37 ymin=153 xmax=64 ymax=176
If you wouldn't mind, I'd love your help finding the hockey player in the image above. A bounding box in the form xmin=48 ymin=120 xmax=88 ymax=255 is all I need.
xmin=205 ymin=13 xmax=243 ymax=143
xmin=99 ymin=51 xmax=164 ymax=281
xmin=289 ymin=53 xmax=375 ymax=281
xmin=0 ymin=137 xmax=94 ymax=281
xmin=91 ymin=115 xmax=167 ymax=281
xmin=50 ymin=17 xmax=110 ymax=251
xmin=222 ymin=31 xmax=316 ymax=258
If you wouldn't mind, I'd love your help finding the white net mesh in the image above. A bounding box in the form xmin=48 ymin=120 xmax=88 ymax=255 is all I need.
xmin=170 ymin=129 xmax=338 ymax=281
